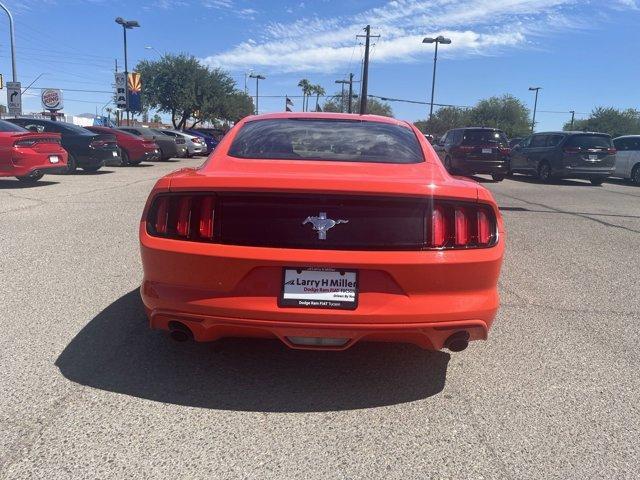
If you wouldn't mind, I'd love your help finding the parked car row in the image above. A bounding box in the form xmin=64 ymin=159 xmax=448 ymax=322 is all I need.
xmin=0 ymin=118 xmax=222 ymax=183
xmin=433 ymin=127 xmax=640 ymax=186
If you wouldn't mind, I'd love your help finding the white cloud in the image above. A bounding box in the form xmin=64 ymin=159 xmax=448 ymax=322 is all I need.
xmin=202 ymin=0 xmax=635 ymax=73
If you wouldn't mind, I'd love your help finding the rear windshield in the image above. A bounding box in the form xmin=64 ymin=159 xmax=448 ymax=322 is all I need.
xmin=228 ymin=119 xmax=424 ymax=164
xmin=0 ymin=119 xmax=27 ymax=132
xmin=462 ymin=129 xmax=508 ymax=145
xmin=565 ymin=135 xmax=612 ymax=149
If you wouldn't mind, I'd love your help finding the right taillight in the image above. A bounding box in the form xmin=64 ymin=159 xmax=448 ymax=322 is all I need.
xmin=426 ymin=201 xmax=497 ymax=249
xmin=148 ymin=194 xmax=216 ymax=241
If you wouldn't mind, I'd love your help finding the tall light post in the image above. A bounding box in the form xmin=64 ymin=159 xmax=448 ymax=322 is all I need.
xmin=0 ymin=2 xmax=17 ymax=82
xmin=422 ymin=35 xmax=452 ymax=120
xmin=249 ymin=73 xmax=265 ymax=115
xmin=529 ymin=87 xmax=541 ymax=133
xmin=115 ymin=17 xmax=140 ymax=126
xmin=335 ymin=79 xmax=351 ymax=113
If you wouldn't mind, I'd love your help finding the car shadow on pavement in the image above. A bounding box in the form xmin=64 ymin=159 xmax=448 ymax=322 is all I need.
xmin=507 ymin=174 xmax=593 ymax=187
xmin=55 ymin=289 xmax=450 ymax=412
xmin=0 ymin=180 xmax=59 ymax=189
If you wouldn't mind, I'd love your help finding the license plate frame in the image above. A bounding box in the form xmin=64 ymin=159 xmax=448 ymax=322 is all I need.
xmin=279 ymin=267 xmax=359 ymax=310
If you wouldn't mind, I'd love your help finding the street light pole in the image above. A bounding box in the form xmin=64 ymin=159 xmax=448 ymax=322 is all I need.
xmin=249 ymin=73 xmax=265 ymax=115
xmin=144 ymin=45 xmax=162 ymax=57
xmin=0 ymin=2 xmax=17 ymax=82
xmin=569 ymin=110 xmax=576 ymax=129
xmin=423 ymin=35 xmax=452 ymax=121
xmin=529 ymin=87 xmax=541 ymax=133
xmin=335 ymin=79 xmax=350 ymax=113
xmin=115 ymin=17 xmax=140 ymax=127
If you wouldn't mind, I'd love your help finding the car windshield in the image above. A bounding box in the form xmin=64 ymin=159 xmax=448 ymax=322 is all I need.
xmin=228 ymin=119 xmax=424 ymax=163
xmin=0 ymin=120 xmax=27 ymax=132
xmin=566 ymin=135 xmax=612 ymax=149
xmin=58 ymin=123 xmax=94 ymax=135
xmin=462 ymin=129 xmax=509 ymax=145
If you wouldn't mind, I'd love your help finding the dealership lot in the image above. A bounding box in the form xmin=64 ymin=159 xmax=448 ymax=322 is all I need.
xmin=0 ymin=161 xmax=638 ymax=479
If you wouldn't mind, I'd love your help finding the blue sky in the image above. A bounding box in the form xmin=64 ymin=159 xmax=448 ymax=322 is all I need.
xmin=1 ymin=0 xmax=639 ymax=131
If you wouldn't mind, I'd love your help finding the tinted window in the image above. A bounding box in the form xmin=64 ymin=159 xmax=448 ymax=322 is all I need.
xmin=530 ymin=135 xmax=548 ymax=148
xmin=519 ymin=136 xmax=532 ymax=148
xmin=56 ymin=123 xmax=93 ymax=135
xmin=120 ymin=128 xmax=141 ymax=136
xmin=461 ymin=129 xmax=508 ymax=145
xmin=228 ymin=119 xmax=424 ymax=164
xmin=0 ymin=119 xmax=27 ymax=132
xmin=547 ymin=134 xmax=564 ymax=147
xmin=566 ymin=134 xmax=612 ymax=148
xmin=614 ymin=137 xmax=640 ymax=151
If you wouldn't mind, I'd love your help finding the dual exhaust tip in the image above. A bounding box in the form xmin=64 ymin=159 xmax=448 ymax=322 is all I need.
xmin=168 ymin=321 xmax=470 ymax=352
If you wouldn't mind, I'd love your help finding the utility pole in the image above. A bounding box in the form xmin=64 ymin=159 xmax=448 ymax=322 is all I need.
xmin=335 ymin=78 xmax=351 ymax=113
xmin=348 ymin=73 xmax=354 ymax=113
xmin=569 ymin=110 xmax=576 ymax=129
xmin=249 ymin=73 xmax=265 ymax=115
xmin=357 ymin=25 xmax=379 ymax=115
xmin=529 ymin=87 xmax=541 ymax=133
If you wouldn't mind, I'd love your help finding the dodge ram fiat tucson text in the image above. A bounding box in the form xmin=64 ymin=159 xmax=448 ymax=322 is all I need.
xmin=139 ymin=113 xmax=505 ymax=352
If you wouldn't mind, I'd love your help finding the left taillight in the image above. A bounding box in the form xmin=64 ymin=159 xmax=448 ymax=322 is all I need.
xmin=147 ymin=194 xmax=216 ymax=241
xmin=14 ymin=137 xmax=60 ymax=148
xmin=426 ymin=201 xmax=498 ymax=249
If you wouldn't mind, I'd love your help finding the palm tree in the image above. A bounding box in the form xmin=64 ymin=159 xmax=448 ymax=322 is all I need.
xmin=313 ymin=84 xmax=326 ymax=111
xmin=298 ymin=79 xmax=311 ymax=112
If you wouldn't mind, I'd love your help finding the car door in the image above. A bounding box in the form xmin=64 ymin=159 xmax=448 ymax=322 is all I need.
xmin=613 ymin=138 xmax=630 ymax=178
xmin=527 ymin=134 xmax=548 ymax=171
xmin=627 ymin=137 xmax=640 ymax=178
xmin=510 ymin=136 xmax=530 ymax=171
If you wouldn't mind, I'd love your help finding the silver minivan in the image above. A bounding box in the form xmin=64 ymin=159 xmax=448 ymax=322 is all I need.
xmin=612 ymin=136 xmax=640 ymax=184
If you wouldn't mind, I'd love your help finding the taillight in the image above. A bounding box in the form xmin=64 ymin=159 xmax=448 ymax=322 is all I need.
xmin=426 ymin=201 xmax=497 ymax=249
xmin=607 ymin=147 xmax=617 ymax=155
xmin=14 ymin=139 xmax=36 ymax=147
xmin=14 ymin=137 xmax=60 ymax=147
xmin=90 ymin=140 xmax=107 ymax=148
xmin=498 ymin=146 xmax=511 ymax=155
xmin=455 ymin=145 xmax=475 ymax=153
xmin=148 ymin=194 xmax=216 ymax=241
xmin=563 ymin=147 xmax=581 ymax=154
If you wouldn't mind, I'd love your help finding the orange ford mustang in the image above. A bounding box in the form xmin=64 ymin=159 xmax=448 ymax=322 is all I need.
xmin=140 ymin=113 xmax=504 ymax=352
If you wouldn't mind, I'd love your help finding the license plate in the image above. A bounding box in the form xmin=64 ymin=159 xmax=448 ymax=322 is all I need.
xmin=279 ymin=268 xmax=358 ymax=310
xmin=112 ymin=151 xmax=118 ymax=157
xmin=482 ymin=148 xmax=493 ymax=154
xmin=588 ymin=154 xmax=598 ymax=161
xmin=49 ymin=155 xmax=59 ymax=164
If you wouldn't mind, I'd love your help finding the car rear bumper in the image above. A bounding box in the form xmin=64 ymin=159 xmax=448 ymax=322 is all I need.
xmin=1 ymin=151 xmax=68 ymax=177
xmin=453 ymin=158 xmax=510 ymax=175
xmin=554 ymin=166 xmax=615 ymax=178
xmin=140 ymin=229 xmax=504 ymax=350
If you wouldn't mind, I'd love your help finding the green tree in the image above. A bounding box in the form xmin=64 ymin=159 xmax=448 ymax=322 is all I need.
xmin=322 ymin=94 xmax=393 ymax=117
xmin=297 ymin=79 xmax=312 ymax=112
xmin=467 ymin=94 xmax=531 ymax=138
xmin=563 ymin=107 xmax=640 ymax=137
xmin=136 ymin=53 xmax=245 ymax=129
xmin=311 ymin=84 xmax=326 ymax=111
xmin=415 ymin=94 xmax=530 ymax=138
xmin=152 ymin=113 xmax=162 ymax=123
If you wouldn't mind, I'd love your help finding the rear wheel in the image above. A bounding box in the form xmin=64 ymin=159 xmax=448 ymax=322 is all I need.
xmin=631 ymin=164 xmax=640 ymax=185
xmin=65 ymin=154 xmax=77 ymax=174
xmin=82 ymin=165 xmax=102 ymax=173
xmin=120 ymin=149 xmax=130 ymax=167
xmin=537 ymin=161 xmax=552 ymax=183
xmin=590 ymin=177 xmax=605 ymax=186
xmin=492 ymin=174 xmax=505 ymax=182
xmin=16 ymin=172 xmax=44 ymax=183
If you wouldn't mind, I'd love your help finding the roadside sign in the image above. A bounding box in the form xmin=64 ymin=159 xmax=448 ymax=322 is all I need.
xmin=41 ymin=88 xmax=64 ymax=111
xmin=114 ymin=72 xmax=127 ymax=109
xmin=127 ymin=72 xmax=142 ymax=112
xmin=7 ymin=81 xmax=21 ymax=116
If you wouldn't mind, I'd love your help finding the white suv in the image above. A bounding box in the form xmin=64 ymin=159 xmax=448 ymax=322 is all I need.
xmin=613 ymin=136 xmax=640 ymax=184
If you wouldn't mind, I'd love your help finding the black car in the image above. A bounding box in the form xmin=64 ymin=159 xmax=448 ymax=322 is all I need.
xmin=434 ymin=127 xmax=511 ymax=181
xmin=7 ymin=118 xmax=118 ymax=173
xmin=116 ymin=126 xmax=181 ymax=160
xmin=510 ymin=131 xmax=616 ymax=185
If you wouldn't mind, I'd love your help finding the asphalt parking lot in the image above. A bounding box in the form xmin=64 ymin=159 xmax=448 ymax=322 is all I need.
xmin=1 ymin=160 xmax=638 ymax=479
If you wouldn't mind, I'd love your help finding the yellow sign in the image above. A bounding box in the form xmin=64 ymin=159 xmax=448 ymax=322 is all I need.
xmin=127 ymin=72 xmax=141 ymax=94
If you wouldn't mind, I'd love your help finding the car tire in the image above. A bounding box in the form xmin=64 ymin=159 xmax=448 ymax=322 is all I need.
xmin=631 ymin=164 xmax=640 ymax=185
xmin=16 ymin=172 xmax=44 ymax=183
xmin=492 ymin=174 xmax=505 ymax=182
xmin=129 ymin=158 xmax=143 ymax=166
xmin=158 ymin=148 xmax=166 ymax=161
xmin=82 ymin=165 xmax=102 ymax=173
xmin=65 ymin=153 xmax=78 ymax=174
xmin=590 ymin=177 xmax=604 ymax=186
xmin=537 ymin=161 xmax=552 ymax=183
xmin=121 ymin=149 xmax=130 ymax=167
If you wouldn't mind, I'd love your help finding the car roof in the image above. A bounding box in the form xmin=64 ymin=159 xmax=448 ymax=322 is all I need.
xmin=241 ymin=112 xmax=412 ymax=128
xmin=535 ymin=131 xmax=610 ymax=136
xmin=613 ymin=135 xmax=640 ymax=139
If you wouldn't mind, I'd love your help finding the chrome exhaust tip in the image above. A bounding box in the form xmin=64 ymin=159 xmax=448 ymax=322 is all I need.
xmin=444 ymin=331 xmax=470 ymax=352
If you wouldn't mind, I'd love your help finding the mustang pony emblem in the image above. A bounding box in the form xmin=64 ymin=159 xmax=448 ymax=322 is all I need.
xmin=302 ymin=212 xmax=348 ymax=240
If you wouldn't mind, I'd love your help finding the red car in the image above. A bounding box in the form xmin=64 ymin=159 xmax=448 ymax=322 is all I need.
xmin=86 ymin=126 xmax=159 ymax=166
xmin=0 ymin=119 xmax=68 ymax=182
xmin=140 ymin=113 xmax=504 ymax=352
